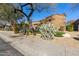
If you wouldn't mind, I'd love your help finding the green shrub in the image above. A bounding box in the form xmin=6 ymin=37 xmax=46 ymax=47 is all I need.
xmin=66 ymin=24 xmax=74 ymax=32
xmin=55 ymin=31 xmax=65 ymax=37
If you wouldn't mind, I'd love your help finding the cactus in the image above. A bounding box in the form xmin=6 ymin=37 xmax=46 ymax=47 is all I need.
xmin=39 ymin=23 xmax=58 ymax=40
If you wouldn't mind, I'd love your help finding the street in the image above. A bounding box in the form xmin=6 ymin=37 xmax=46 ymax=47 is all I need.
xmin=0 ymin=38 xmax=23 ymax=56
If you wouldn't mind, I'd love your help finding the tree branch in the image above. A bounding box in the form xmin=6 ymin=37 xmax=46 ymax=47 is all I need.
xmin=14 ymin=9 xmax=28 ymax=18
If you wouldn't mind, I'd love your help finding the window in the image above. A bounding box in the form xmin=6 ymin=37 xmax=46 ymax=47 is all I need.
xmin=49 ymin=19 xmax=51 ymax=22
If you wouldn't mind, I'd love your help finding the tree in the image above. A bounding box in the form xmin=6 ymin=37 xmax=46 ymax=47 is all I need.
xmin=0 ymin=4 xmax=23 ymax=33
xmin=11 ymin=3 xmax=57 ymax=24
xmin=10 ymin=3 xmax=56 ymax=34
xmin=0 ymin=4 xmax=24 ymax=22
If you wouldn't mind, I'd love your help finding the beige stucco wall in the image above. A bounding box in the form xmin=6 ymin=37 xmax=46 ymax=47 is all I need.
xmin=32 ymin=14 xmax=66 ymax=31
xmin=51 ymin=14 xmax=66 ymax=31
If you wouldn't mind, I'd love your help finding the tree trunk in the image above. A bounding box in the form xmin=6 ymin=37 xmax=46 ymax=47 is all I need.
xmin=11 ymin=20 xmax=19 ymax=34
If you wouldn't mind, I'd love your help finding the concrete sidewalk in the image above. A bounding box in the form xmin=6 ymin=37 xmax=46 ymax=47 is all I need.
xmin=0 ymin=31 xmax=79 ymax=56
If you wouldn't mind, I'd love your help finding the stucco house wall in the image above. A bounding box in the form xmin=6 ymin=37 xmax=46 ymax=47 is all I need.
xmin=40 ymin=14 xmax=66 ymax=31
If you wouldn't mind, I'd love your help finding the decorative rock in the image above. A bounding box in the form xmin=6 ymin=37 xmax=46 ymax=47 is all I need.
xmin=63 ymin=33 xmax=71 ymax=38
xmin=73 ymin=36 xmax=79 ymax=40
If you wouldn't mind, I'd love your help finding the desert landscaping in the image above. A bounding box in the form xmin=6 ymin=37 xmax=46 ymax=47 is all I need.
xmin=0 ymin=3 xmax=79 ymax=56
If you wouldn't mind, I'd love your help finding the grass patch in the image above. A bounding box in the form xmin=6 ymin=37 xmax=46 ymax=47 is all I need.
xmin=55 ymin=31 xmax=65 ymax=37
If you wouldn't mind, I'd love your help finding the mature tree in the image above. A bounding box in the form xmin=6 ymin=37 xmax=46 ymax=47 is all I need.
xmin=11 ymin=3 xmax=57 ymax=24
xmin=10 ymin=3 xmax=58 ymax=34
xmin=0 ymin=4 xmax=23 ymax=33
xmin=0 ymin=4 xmax=23 ymax=22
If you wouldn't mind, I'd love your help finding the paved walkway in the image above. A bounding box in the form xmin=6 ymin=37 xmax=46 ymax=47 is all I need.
xmin=0 ymin=38 xmax=23 ymax=56
xmin=0 ymin=31 xmax=79 ymax=56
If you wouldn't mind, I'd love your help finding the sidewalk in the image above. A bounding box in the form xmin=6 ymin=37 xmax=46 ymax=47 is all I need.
xmin=0 ymin=31 xmax=79 ymax=56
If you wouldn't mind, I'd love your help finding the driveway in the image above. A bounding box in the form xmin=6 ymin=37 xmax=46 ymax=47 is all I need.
xmin=0 ymin=38 xmax=23 ymax=56
xmin=0 ymin=31 xmax=79 ymax=56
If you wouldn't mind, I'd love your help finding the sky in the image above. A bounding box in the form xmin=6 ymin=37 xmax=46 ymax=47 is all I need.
xmin=20 ymin=3 xmax=79 ymax=22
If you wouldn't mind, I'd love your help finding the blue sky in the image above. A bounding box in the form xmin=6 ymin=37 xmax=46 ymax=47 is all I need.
xmin=21 ymin=3 xmax=79 ymax=22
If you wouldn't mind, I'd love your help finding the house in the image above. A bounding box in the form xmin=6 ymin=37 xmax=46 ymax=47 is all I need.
xmin=33 ymin=14 xmax=66 ymax=31
xmin=66 ymin=19 xmax=79 ymax=31
xmin=74 ymin=19 xmax=79 ymax=31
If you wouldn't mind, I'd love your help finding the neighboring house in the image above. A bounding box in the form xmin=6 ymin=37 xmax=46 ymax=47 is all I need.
xmin=74 ymin=19 xmax=79 ymax=31
xmin=33 ymin=14 xmax=66 ymax=31
xmin=66 ymin=19 xmax=79 ymax=31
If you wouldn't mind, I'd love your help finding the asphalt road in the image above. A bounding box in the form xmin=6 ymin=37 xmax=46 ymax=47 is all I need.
xmin=0 ymin=38 xmax=23 ymax=56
